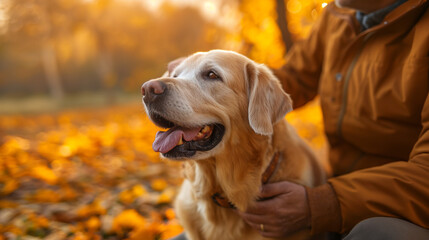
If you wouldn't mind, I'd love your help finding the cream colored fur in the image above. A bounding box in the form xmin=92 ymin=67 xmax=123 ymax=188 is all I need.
xmin=146 ymin=50 xmax=325 ymax=240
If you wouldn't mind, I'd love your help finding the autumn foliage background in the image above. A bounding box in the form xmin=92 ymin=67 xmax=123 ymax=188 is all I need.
xmin=0 ymin=0 xmax=329 ymax=239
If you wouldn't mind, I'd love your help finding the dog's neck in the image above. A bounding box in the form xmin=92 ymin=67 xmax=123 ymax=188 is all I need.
xmin=211 ymin=151 xmax=282 ymax=209
xmin=184 ymin=124 xmax=278 ymax=212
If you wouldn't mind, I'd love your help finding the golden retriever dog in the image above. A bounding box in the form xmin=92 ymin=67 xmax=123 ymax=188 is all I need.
xmin=141 ymin=50 xmax=325 ymax=240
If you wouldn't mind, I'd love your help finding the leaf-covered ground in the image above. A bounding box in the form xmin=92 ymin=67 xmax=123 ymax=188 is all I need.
xmin=0 ymin=102 xmax=325 ymax=240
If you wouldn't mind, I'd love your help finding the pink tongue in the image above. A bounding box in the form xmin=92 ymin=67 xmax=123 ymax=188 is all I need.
xmin=153 ymin=126 xmax=202 ymax=153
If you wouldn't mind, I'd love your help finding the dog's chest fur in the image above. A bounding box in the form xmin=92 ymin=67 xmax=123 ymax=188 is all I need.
xmin=174 ymin=120 xmax=319 ymax=240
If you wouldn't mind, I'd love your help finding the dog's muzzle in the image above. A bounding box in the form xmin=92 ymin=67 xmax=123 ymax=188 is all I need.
xmin=141 ymin=79 xmax=225 ymax=159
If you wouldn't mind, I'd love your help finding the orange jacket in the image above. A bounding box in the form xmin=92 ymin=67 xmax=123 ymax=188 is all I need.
xmin=274 ymin=0 xmax=429 ymax=234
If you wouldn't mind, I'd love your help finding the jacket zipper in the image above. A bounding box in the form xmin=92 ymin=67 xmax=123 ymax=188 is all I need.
xmin=337 ymin=33 xmax=374 ymax=138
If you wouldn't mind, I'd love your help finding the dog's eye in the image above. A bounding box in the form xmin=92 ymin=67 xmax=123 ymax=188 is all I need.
xmin=206 ymin=71 xmax=220 ymax=80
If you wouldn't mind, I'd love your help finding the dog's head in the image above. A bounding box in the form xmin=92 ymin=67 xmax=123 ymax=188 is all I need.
xmin=142 ymin=50 xmax=292 ymax=160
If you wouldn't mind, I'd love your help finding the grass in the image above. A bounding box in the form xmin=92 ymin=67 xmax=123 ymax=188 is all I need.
xmin=0 ymin=92 xmax=142 ymax=115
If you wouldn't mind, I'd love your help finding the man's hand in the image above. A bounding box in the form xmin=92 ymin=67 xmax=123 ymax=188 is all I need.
xmin=237 ymin=181 xmax=311 ymax=238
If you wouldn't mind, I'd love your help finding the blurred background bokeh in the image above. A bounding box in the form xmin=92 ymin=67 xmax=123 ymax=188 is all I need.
xmin=0 ymin=0 xmax=329 ymax=112
xmin=0 ymin=0 xmax=330 ymax=239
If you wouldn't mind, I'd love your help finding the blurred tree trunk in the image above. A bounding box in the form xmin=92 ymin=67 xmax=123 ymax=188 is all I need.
xmin=41 ymin=41 xmax=64 ymax=101
xmin=97 ymin=48 xmax=116 ymax=104
xmin=275 ymin=0 xmax=294 ymax=52
xmin=90 ymin=0 xmax=117 ymax=105
xmin=39 ymin=2 xmax=64 ymax=102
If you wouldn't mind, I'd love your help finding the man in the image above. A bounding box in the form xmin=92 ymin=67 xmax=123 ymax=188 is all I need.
xmin=239 ymin=0 xmax=429 ymax=239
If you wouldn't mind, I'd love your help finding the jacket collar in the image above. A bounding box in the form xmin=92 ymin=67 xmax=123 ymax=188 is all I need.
xmin=384 ymin=0 xmax=428 ymax=21
xmin=327 ymin=0 xmax=428 ymax=34
xmin=356 ymin=0 xmax=408 ymax=31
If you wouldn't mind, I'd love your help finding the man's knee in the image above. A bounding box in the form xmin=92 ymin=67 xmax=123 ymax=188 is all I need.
xmin=344 ymin=217 xmax=429 ymax=240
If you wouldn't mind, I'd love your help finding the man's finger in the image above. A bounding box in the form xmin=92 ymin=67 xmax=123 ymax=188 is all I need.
xmin=259 ymin=181 xmax=296 ymax=199
xmin=240 ymin=202 xmax=267 ymax=215
xmin=238 ymin=211 xmax=266 ymax=223
xmin=238 ymin=211 xmax=279 ymax=230
xmin=243 ymin=198 xmax=277 ymax=215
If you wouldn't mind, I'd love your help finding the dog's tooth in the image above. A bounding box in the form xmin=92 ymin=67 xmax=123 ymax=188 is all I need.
xmin=178 ymin=137 xmax=184 ymax=145
xmin=202 ymin=125 xmax=211 ymax=133
xmin=197 ymin=132 xmax=203 ymax=138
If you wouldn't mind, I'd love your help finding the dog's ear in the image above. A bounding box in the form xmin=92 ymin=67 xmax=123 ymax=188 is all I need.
xmin=163 ymin=57 xmax=186 ymax=77
xmin=246 ymin=62 xmax=292 ymax=135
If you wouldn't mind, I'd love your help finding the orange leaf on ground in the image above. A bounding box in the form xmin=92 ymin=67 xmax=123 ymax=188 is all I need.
xmin=26 ymin=189 xmax=61 ymax=203
xmin=1 ymin=179 xmax=19 ymax=195
xmin=119 ymin=184 xmax=147 ymax=204
xmin=77 ymin=200 xmax=107 ymax=218
xmin=85 ymin=216 xmax=101 ymax=231
xmin=151 ymin=179 xmax=167 ymax=192
xmin=112 ymin=209 xmax=146 ymax=233
xmin=30 ymin=165 xmax=58 ymax=185
xmin=157 ymin=187 xmax=176 ymax=204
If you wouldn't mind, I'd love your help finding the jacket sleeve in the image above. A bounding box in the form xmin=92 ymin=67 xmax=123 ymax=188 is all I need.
xmin=317 ymin=92 xmax=429 ymax=233
xmin=271 ymin=5 xmax=328 ymax=109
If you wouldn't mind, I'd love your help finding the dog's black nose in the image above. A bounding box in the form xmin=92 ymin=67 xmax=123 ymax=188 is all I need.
xmin=142 ymin=80 xmax=167 ymax=103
